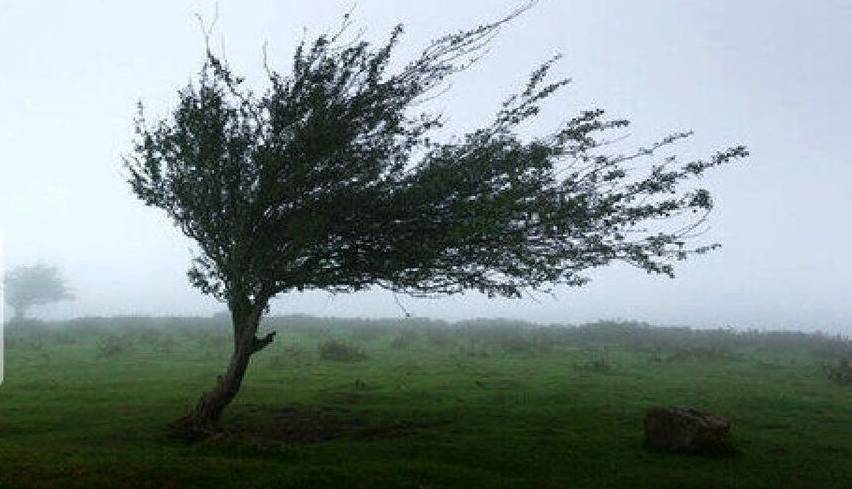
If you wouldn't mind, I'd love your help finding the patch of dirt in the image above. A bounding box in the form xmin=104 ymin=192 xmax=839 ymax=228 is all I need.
xmin=229 ymin=405 xmax=362 ymax=444
xmin=322 ymin=391 xmax=365 ymax=405
xmin=769 ymin=446 xmax=788 ymax=456
xmin=213 ymin=404 xmax=444 ymax=448
xmin=354 ymin=420 xmax=425 ymax=440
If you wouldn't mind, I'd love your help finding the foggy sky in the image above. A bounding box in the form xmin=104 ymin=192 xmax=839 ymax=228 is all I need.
xmin=1 ymin=0 xmax=850 ymax=331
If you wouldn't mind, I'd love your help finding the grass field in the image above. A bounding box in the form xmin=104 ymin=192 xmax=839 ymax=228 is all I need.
xmin=1 ymin=316 xmax=851 ymax=489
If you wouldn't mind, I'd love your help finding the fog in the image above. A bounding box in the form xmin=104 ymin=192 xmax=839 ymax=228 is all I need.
xmin=1 ymin=0 xmax=850 ymax=332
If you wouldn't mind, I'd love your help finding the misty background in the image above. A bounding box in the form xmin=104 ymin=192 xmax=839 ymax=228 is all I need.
xmin=0 ymin=0 xmax=849 ymax=331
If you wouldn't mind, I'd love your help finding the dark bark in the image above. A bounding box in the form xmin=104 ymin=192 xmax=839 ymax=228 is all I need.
xmin=170 ymin=300 xmax=275 ymax=439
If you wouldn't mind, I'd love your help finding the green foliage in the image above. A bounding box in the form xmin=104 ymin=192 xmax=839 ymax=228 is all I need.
xmin=424 ymin=325 xmax=456 ymax=347
xmin=125 ymin=6 xmax=747 ymax=313
xmin=660 ymin=346 xmax=737 ymax=363
xmin=574 ymin=347 xmax=616 ymax=372
xmin=824 ymin=358 xmax=852 ymax=386
xmin=349 ymin=323 xmax=394 ymax=342
xmin=318 ymin=338 xmax=367 ymax=362
xmin=389 ymin=330 xmax=418 ymax=350
xmin=268 ymin=342 xmax=305 ymax=368
xmin=97 ymin=335 xmax=133 ymax=358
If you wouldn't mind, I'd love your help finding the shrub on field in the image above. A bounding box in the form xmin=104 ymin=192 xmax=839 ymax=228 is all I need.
xmin=824 ymin=358 xmax=852 ymax=386
xmin=496 ymin=334 xmax=537 ymax=354
xmin=196 ymin=331 xmax=230 ymax=349
xmin=97 ymin=335 xmax=133 ymax=358
xmin=199 ymin=333 xmax=231 ymax=359
xmin=268 ymin=315 xmax=366 ymax=338
xmin=390 ymin=330 xmax=418 ymax=350
xmin=129 ymin=327 xmax=165 ymax=344
xmin=51 ymin=330 xmax=77 ymax=345
xmin=575 ymin=358 xmax=614 ymax=372
xmin=4 ymin=320 xmax=48 ymax=350
xmin=662 ymin=346 xmax=736 ymax=363
xmin=574 ymin=348 xmax=615 ymax=372
xmin=350 ymin=323 xmax=392 ymax=342
xmin=155 ymin=336 xmax=176 ymax=354
xmin=424 ymin=326 xmax=456 ymax=347
xmin=649 ymin=350 xmax=666 ymax=363
xmin=457 ymin=343 xmax=490 ymax=358
xmin=269 ymin=343 xmax=305 ymax=367
xmin=318 ymin=338 xmax=366 ymax=362
xmin=453 ymin=319 xmax=547 ymax=355
xmin=211 ymin=310 xmax=231 ymax=328
xmin=7 ymin=335 xmax=45 ymax=351
xmin=526 ymin=330 xmax=560 ymax=354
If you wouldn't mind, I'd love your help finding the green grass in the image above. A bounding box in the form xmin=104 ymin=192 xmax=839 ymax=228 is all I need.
xmin=1 ymin=317 xmax=851 ymax=488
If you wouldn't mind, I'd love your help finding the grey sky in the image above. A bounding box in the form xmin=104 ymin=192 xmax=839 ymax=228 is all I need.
xmin=1 ymin=0 xmax=850 ymax=331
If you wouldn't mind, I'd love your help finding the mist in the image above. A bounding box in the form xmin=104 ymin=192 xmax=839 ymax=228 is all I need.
xmin=1 ymin=0 xmax=850 ymax=332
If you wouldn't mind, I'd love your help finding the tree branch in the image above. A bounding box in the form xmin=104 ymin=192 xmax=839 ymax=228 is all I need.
xmin=252 ymin=331 xmax=277 ymax=353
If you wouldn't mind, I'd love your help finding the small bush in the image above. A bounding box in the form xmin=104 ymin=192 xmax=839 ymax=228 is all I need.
xmin=269 ymin=343 xmax=304 ymax=367
xmin=390 ymin=330 xmax=418 ymax=350
xmin=155 ymin=336 xmax=176 ymax=354
xmin=424 ymin=327 xmax=455 ymax=347
xmin=574 ymin=348 xmax=615 ymax=372
xmin=350 ymin=324 xmax=390 ymax=342
xmin=196 ymin=331 xmax=231 ymax=358
xmin=497 ymin=334 xmax=537 ymax=354
xmin=319 ymin=339 xmax=366 ymax=362
xmin=575 ymin=358 xmax=614 ymax=372
xmin=663 ymin=346 xmax=735 ymax=363
xmin=50 ymin=330 xmax=77 ymax=345
xmin=824 ymin=358 xmax=852 ymax=386
xmin=649 ymin=350 xmax=665 ymax=363
xmin=457 ymin=343 xmax=490 ymax=358
xmin=9 ymin=336 xmax=45 ymax=351
xmin=98 ymin=335 xmax=132 ymax=358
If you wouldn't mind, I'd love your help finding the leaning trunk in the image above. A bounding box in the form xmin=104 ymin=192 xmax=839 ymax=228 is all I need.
xmin=189 ymin=328 xmax=256 ymax=432
xmin=171 ymin=302 xmax=275 ymax=438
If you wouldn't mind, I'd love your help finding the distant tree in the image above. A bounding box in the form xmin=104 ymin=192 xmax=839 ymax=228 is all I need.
xmin=3 ymin=264 xmax=74 ymax=320
xmin=125 ymin=5 xmax=747 ymax=436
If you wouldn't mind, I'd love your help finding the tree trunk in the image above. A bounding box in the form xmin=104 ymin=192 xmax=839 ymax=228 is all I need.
xmin=170 ymin=300 xmax=275 ymax=439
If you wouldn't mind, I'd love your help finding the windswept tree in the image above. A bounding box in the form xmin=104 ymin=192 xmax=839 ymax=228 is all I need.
xmin=125 ymin=5 xmax=747 ymax=436
xmin=3 ymin=264 xmax=74 ymax=320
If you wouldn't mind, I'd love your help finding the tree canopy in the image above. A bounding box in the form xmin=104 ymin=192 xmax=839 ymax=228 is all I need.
xmin=127 ymin=11 xmax=747 ymax=311
xmin=3 ymin=264 xmax=74 ymax=320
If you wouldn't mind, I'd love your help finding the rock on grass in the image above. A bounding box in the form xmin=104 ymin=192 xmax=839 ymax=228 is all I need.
xmin=644 ymin=406 xmax=736 ymax=455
